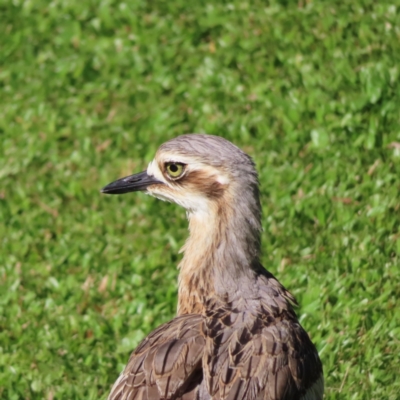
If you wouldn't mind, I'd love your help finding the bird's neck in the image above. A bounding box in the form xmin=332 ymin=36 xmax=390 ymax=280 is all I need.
xmin=177 ymin=195 xmax=261 ymax=315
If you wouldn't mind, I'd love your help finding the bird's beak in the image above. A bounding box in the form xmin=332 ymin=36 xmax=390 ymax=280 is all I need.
xmin=101 ymin=171 xmax=163 ymax=195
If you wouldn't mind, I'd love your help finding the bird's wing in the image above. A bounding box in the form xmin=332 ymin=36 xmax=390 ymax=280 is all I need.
xmin=108 ymin=314 xmax=206 ymax=400
xmin=204 ymin=310 xmax=323 ymax=400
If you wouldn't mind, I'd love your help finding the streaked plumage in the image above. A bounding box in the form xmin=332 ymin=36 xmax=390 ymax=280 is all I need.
xmin=102 ymin=134 xmax=323 ymax=400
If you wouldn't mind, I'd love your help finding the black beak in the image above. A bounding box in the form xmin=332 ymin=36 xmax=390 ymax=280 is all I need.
xmin=101 ymin=171 xmax=163 ymax=194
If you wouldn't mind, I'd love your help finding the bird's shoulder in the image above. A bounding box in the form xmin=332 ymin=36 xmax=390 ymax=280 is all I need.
xmin=108 ymin=313 xmax=206 ymax=400
xmin=202 ymin=297 xmax=323 ymax=400
xmin=203 ymin=311 xmax=323 ymax=400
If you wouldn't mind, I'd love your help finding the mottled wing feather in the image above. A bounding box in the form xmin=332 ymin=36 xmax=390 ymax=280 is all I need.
xmin=109 ymin=270 xmax=323 ymax=400
xmin=204 ymin=309 xmax=323 ymax=400
xmin=108 ymin=314 xmax=206 ymax=400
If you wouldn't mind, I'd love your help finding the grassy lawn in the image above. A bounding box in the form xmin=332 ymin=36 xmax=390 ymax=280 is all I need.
xmin=1 ymin=0 xmax=399 ymax=399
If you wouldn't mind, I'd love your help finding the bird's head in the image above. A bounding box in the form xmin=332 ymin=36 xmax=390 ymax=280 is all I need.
xmin=102 ymin=134 xmax=260 ymax=219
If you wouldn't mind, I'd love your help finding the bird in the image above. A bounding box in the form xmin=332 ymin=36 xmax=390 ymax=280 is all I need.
xmin=101 ymin=134 xmax=323 ymax=400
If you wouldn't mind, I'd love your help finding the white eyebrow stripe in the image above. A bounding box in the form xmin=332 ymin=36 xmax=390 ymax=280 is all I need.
xmin=147 ymin=160 xmax=165 ymax=182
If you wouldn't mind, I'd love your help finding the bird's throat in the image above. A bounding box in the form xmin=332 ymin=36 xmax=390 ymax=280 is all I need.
xmin=177 ymin=201 xmax=261 ymax=315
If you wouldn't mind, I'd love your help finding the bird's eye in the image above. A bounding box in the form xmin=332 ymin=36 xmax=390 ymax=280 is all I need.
xmin=165 ymin=163 xmax=185 ymax=179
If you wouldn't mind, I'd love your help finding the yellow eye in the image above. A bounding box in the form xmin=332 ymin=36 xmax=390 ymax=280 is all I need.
xmin=165 ymin=163 xmax=185 ymax=179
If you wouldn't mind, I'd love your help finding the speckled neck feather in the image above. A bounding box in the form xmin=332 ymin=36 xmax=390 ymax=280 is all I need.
xmin=177 ymin=166 xmax=262 ymax=314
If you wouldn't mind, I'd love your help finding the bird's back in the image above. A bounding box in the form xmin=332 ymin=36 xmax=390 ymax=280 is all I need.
xmin=108 ymin=269 xmax=323 ymax=400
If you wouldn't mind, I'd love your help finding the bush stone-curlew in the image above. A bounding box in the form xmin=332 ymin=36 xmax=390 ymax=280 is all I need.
xmin=102 ymin=134 xmax=323 ymax=400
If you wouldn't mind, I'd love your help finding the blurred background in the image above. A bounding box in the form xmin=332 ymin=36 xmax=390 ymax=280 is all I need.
xmin=1 ymin=0 xmax=399 ymax=399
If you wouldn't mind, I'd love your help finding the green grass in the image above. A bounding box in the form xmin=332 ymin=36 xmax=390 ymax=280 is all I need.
xmin=1 ymin=0 xmax=400 ymax=398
